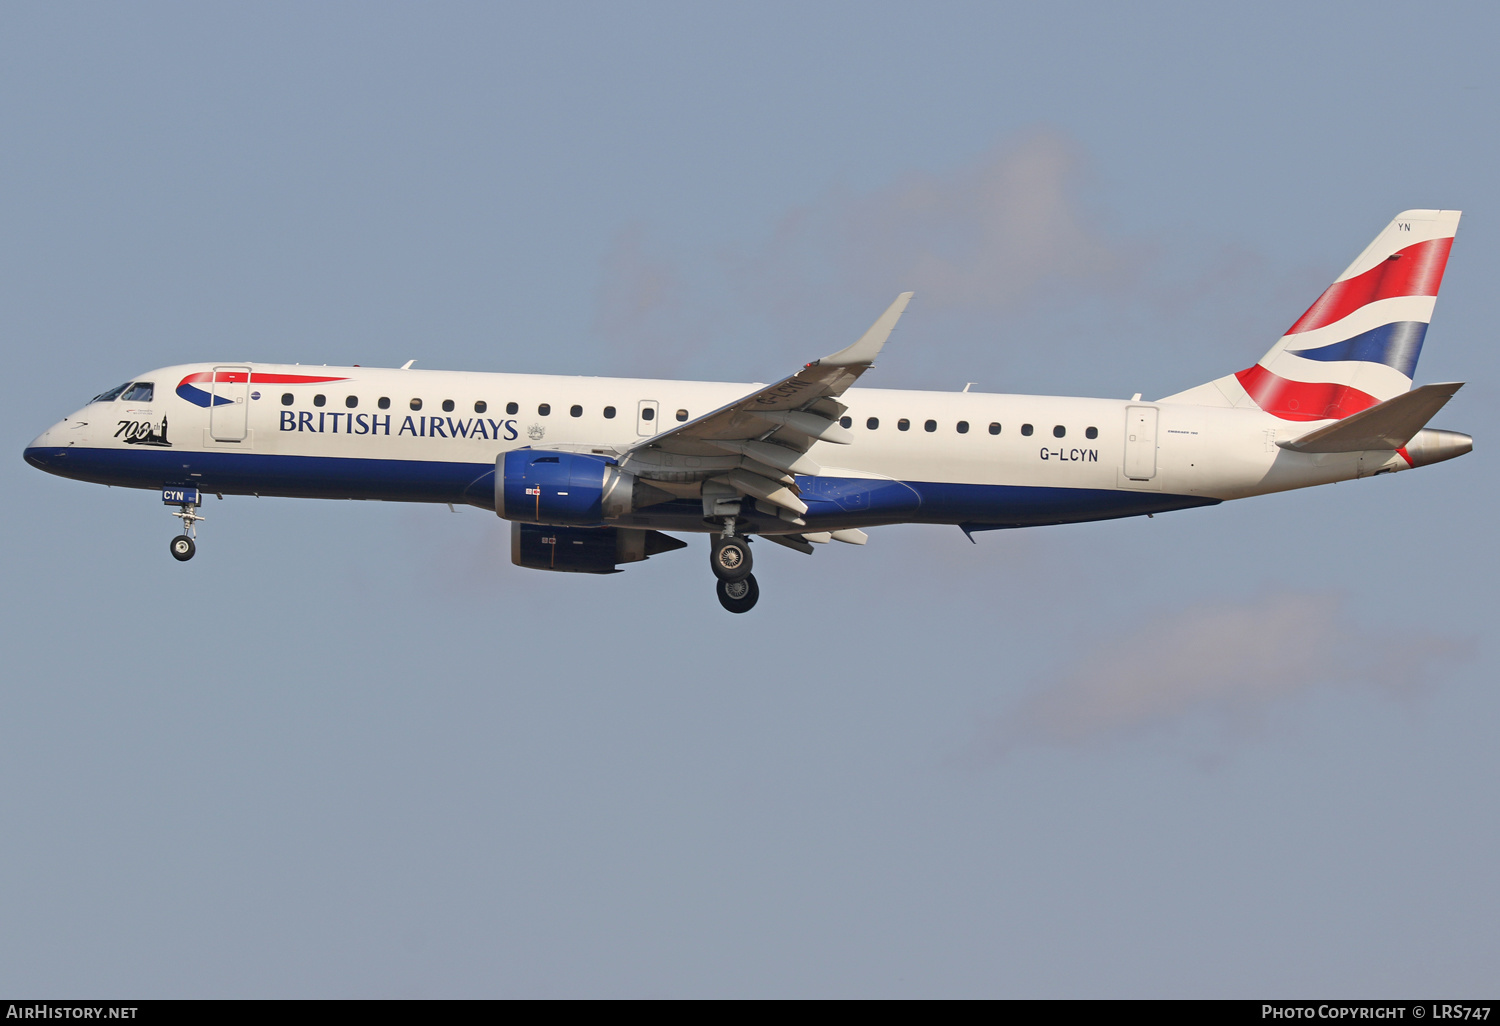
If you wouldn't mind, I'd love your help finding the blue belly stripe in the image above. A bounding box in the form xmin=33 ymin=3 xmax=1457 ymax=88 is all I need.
xmin=23 ymin=446 xmax=1219 ymax=528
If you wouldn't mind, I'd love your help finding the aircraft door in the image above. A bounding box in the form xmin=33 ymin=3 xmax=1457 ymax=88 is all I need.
xmin=636 ymin=400 xmax=659 ymax=436
xmin=1123 ymin=405 xmax=1158 ymax=481
xmin=209 ymin=366 xmax=251 ymax=442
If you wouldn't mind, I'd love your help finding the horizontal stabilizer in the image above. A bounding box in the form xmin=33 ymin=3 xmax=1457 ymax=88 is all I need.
xmin=1278 ymin=382 xmax=1464 ymax=453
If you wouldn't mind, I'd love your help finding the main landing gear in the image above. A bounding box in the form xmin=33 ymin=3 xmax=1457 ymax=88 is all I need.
xmin=710 ymin=520 xmax=758 ymax=613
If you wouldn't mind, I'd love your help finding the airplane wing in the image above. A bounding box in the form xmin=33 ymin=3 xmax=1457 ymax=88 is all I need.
xmin=617 ymin=293 xmax=913 ymax=521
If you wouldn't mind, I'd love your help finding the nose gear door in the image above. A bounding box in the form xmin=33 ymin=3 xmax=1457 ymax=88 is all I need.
xmin=210 ymin=366 xmax=251 ymax=441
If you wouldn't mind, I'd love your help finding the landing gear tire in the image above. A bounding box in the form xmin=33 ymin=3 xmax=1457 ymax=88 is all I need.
xmin=717 ymin=573 xmax=759 ymax=614
xmin=710 ymin=536 xmax=753 ymax=581
xmin=170 ymin=535 xmax=196 ymax=562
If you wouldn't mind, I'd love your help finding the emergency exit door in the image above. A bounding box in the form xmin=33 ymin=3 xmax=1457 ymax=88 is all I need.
xmin=209 ymin=366 xmax=251 ymax=442
xmin=1123 ymin=405 xmax=1158 ymax=481
xmin=636 ymin=400 xmax=659 ymax=436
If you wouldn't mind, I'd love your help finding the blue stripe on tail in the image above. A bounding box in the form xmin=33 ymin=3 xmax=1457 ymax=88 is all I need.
xmin=1287 ymin=321 xmax=1427 ymax=378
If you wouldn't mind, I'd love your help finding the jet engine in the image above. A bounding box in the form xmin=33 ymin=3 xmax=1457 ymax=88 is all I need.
xmin=496 ymin=450 xmax=672 ymax=526
xmin=510 ymin=523 xmax=687 ymax=574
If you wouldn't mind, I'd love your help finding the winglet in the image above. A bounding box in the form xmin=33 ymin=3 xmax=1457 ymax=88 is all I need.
xmin=816 ymin=292 xmax=913 ymax=368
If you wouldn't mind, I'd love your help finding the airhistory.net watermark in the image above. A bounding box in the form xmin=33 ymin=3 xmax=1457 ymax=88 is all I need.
xmin=5 ymin=1007 xmax=137 ymax=1020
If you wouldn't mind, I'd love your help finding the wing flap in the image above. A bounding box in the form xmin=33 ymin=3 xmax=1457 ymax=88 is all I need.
xmin=703 ymin=438 xmax=822 ymax=477
xmin=724 ymin=469 xmax=808 ymax=516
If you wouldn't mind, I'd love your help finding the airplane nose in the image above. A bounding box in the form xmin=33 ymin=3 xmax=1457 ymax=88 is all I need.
xmin=24 ymin=423 xmax=68 ymax=471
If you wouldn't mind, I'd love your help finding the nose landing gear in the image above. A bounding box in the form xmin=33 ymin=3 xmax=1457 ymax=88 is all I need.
xmin=163 ymin=485 xmax=204 ymax=562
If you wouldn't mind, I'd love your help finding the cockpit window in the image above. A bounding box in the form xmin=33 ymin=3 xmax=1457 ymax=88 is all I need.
xmin=120 ymin=382 xmax=154 ymax=403
xmin=91 ymin=382 xmax=132 ymax=403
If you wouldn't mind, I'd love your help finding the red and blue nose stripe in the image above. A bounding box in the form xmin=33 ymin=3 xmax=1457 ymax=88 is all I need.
xmin=176 ymin=372 xmax=348 ymax=407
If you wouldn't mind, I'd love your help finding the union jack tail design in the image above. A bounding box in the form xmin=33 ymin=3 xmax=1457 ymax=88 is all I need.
xmin=1163 ymin=210 xmax=1460 ymax=420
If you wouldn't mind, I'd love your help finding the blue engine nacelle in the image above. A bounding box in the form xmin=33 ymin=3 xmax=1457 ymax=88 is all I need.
xmin=496 ymin=449 xmax=672 ymax=526
xmin=510 ymin=523 xmax=687 ymax=574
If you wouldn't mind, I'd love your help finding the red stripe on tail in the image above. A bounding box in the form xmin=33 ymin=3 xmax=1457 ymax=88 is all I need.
xmin=1285 ymin=237 xmax=1453 ymax=335
xmin=1235 ymin=364 xmax=1380 ymax=421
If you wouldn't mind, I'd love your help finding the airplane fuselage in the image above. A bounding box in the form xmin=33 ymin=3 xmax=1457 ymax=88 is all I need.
xmin=25 ymin=361 xmax=1430 ymax=536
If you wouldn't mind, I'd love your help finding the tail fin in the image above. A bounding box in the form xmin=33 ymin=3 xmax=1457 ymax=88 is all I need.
xmin=1162 ymin=210 xmax=1460 ymax=420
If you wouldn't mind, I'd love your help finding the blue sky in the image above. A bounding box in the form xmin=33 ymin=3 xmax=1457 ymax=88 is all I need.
xmin=3 ymin=1 xmax=1497 ymax=997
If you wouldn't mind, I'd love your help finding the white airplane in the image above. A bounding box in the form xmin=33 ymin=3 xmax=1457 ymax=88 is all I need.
xmin=25 ymin=210 xmax=1472 ymax=613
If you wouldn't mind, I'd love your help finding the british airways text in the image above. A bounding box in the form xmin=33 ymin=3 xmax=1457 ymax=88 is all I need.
xmin=280 ymin=411 xmax=519 ymax=440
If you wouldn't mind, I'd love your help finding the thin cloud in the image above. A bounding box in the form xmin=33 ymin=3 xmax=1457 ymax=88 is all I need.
xmin=724 ymin=129 xmax=1131 ymax=331
xmin=976 ymin=592 xmax=1473 ymax=760
xmin=591 ymin=129 xmax=1133 ymax=374
xmin=593 ymin=223 xmax=717 ymax=377
xmin=776 ymin=129 xmax=1126 ymax=311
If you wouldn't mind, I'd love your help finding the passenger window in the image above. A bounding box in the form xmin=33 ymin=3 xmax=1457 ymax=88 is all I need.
xmin=314 ymin=394 xmax=327 ymax=408
xmin=839 ymin=416 xmax=852 ymax=429
xmin=474 ymin=400 xmax=487 ymax=414
xmin=1020 ymin=423 xmax=1033 ymax=436
xmin=281 ymin=393 xmax=294 ymax=406
xmin=539 ymin=403 xmax=551 ymax=416
xmin=442 ymin=399 xmax=455 ymax=413
xmin=345 ymin=396 xmax=358 ymax=409
xmin=866 ymin=417 xmax=879 ymax=430
xmin=121 ymin=382 xmax=154 ymax=402
xmin=378 ymin=397 xmax=390 ymax=410
xmin=1053 ymin=425 xmax=1065 ymax=438
xmin=410 ymin=398 xmax=422 ymax=411
xmin=898 ymin=418 xmax=910 ymax=431
xmin=989 ymin=422 xmax=1001 ymax=435
xmin=91 ymin=382 xmax=132 ymax=403
xmin=924 ymin=419 xmax=937 ymax=433
xmin=506 ymin=402 xmax=518 ymax=415
xmin=604 ymin=406 xmax=616 ymax=419
xmin=956 ymin=421 xmax=969 ymax=434
xmin=641 ymin=407 xmax=655 ymax=421
xmin=676 ymin=409 xmax=688 ymax=422
xmin=1086 ymin=426 xmax=1098 ymax=439
xmin=571 ymin=405 xmax=583 ymax=418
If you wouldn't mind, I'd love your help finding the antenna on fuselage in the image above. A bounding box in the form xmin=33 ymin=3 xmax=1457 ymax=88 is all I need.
xmin=401 ymin=360 xmax=416 ymax=370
